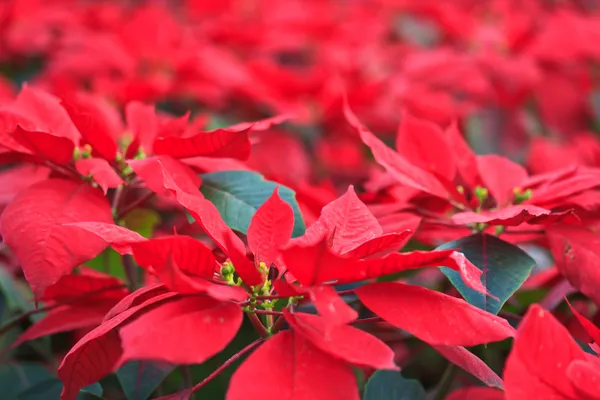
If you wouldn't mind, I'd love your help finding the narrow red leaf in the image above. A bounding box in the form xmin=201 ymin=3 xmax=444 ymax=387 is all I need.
xmin=566 ymin=299 xmax=600 ymax=345
xmin=62 ymin=222 xmax=146 ymax=255
xmin=58 ymin=292 xmax=176 ymax=400
xmin=227 ymin=331 xmax=360 ymax=400
xmin=285 ymin=310 xmax=396 ymax=369
xmin=446 ymin=121 xmax=480 ymax=189
xmin=356 ymin=282 xmax=514 ymax=346
xmin=103 ymin=284 xmax=170 ymax=322
xmin=41 ymin=271 xmax=127 ymax=303
xmin=433 ymin=345 xmax=503 ymax=388
xmin=13 ymin=126 xmax=75 ymax=165
xmin=452 ymin=205 xmax=577 ymax=227
xmin=477 ymin=155 xmax=528 ymax=206
xmin=120 ymin=296 xmax=243 ymax=365
xmin=248 ymin=187 xmax=294 ymax=267
xmin=76 ymin=158 xmax=124 ymax=194
xmin=0 ymin=179 xmax=113 ymax=297
xmin=12 ymin=302 xmax=116 ymax=348
xmin=223 ymin=232 xmax=264 ymax=287
xmin=345 ymin=100 xmax=448 ymax=199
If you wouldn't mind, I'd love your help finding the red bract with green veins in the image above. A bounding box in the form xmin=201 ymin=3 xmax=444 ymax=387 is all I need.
xmin=1 ymin=1 xmax=600 ymax=400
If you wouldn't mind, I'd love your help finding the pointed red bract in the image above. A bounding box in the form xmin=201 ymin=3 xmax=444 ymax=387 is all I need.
xmin=293 ymin=185 xmax=383 ymax=253
xmin=452 ymin=205 xmax=577 ymax=226
xmin=547 ymin=226 xmax=600 ymax=306
xmin=227 ymin=331 xmax=360 ymax=400
xmin=477 ymin=155 xmax=528 ymax=206
xmin=119 ymin=296 xmax=243 ymax=365
xmin=309 ymin=286 xmax=358 ymax=325
xmin=247 ymin=187 xmax=294 ymax=267
xmin=62 ymin=96 xmax=118 ymax=161
xmin=285 ymin=310 xmax=397 ymax=370
xmin=504 ymin=304 xmax=589 ymax=400
xmin=0 ymin=179 xmax=114 ymax=296
xmin=356 ymin=282 xmax=514 ymax=346
xmin=153 ymin=127 xmax=252 ymax=160
xmin=130 ymin=155 xmax=201 ymax=196
xmin=396 ymin=111 xmax=456 ymax=181
xmin=13 ymin=126 xmax=75 ymax=165
xmin=62 ymin=222 xmax=146 ymax=255
xmin=75 ymin=158 xmax=124 ymax=194
xmin=58 ymin=292 xmax=177 ymax=400
xmin=345 ymin=100 xmax=448 ymax=199
xmin=342 ymin=231 xmax=413 ymax=259
xmin=566 ymin=300 xmax=600 ymax=345
xmin=125 ymin=101 xmax=157 ymax=153
xmin=447 ymin=387 xmax=504 ymax=400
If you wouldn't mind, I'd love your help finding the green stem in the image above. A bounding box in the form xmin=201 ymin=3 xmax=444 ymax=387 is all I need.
xmin=433 ymin=364 xmax=457 ymax=400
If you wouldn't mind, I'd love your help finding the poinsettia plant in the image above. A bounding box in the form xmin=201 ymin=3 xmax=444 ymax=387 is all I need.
xmin=1 ymin=1 xmax=600 ymax=400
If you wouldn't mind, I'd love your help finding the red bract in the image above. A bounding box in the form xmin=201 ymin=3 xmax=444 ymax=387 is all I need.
xmin=504 ymin=304 xmax=600 ymax=399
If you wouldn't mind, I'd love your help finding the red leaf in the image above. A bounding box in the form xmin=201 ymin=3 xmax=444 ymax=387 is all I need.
xmin=222 ymin=232 xmax=264 ymax=287
xmin=0 ymin=179 xmax=113 ymax=296
xmin=129 ymin=155 xmax=201 ymax=196
xmin=345 ymin=101 xmax=448 ymax=199
xmin=227 ymin=331 xmax=360 ymax=400
xmin=566 ymin=299 xmax=600 ymax=345
xmin=62 ymin=96 xmax=118 ymax=161
xmin=130 ymin=236 xmax=216 ymax=279
xmin=447 ymin=387 xmax=504 ymax=400
xmin=14 ymin=85 xmax=80 ymax=144
xmin=125 ymin=101 xmax=157 ymax=153
xmin=12 ymin=302 xmax=116 ymax=348
xmin=446 ymin=121 xmax=479 ymax=189
xmin=103 ymin=284 xmax=169 ymax=322
xmin=285 ymin=310 xmax=397 ymax=369
xmin=75 ymin=158 xmax=124 ymax=194
xmin=452 ymin=205 xmax=578 ymax=227
xmin=62 ymin=222 xmax=146 ymax=255
xmin=0 ymin=165 xmax=50 ymax=204
xmin=396 ymin=111 xmax=456 ymax=181
xmin=248 ymin=187 xmax=294 ymax=266
xmin=292 ymin=186 xmax=383 ymax=254
xmin=58 ymin=292 xmax=176 ymax=400
xmin=153 ymin=127 xmax=252 ymax=160
xmin=309 ymin=286 xmax=358 ymax=325
xmin=356 ymin=282 xmax=514 ymax=346
xmin=504 ymin=304 xmax=588 ymax=399
xmin=477 ymin=155 xmax=528 ymax=206
xmin=567 ymin=360 xmax=600 ymax=400
xmin=129 ymin=237 xmax=248 ymax=301
xmin=531 ymin=167 xmax=600 ymax=206
xmin=13 ymin=126 xmax=75 ymax=165
xmin=41 ymin=271 xmax=126 ymax=303
xmin=546 ymin=226 xmax=600 ymax=306
xmin=433 ymin=345 xmax=503 ymax=388
xmin=120 ymin=296 xmax=242 ymax=365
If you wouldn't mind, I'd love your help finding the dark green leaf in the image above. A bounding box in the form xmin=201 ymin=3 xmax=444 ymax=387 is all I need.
xmin=363 ymin=370 xmax=425 ymax=400
xmin=199 ymin=171 xmax=305 ymax=237
xmin=439 ymin=233 xmax=536 ymax=315
xmin=0 ymin=363 xmax=54 ymax=400
xmin=117 ymin=361 xmax=175 ymax=400
xmin=16 ymin=378 xmax=102 ymax=400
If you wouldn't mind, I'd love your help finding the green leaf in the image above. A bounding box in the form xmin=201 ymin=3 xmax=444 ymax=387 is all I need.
xmin=0 ymin=267 xmax=33 ymax=314
xmin=439 ymin=233 xmax=536 ymax=315
xmin=117 ymin=361 xmax=175 ymax=400
xmin=363 ymin=370 xmax=425 ymax=400
xmin=16 ymin=379 xmax=102 ymax=400
xmin=199 ymin=171 xmax=305 ymax=237
xmin=0 ymin=363 xmax=54 ymax=400
xmin=122 ymin=209 xmax=160 ymax=239
xmin=84 ymin=248 xmax=125 ymax=280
